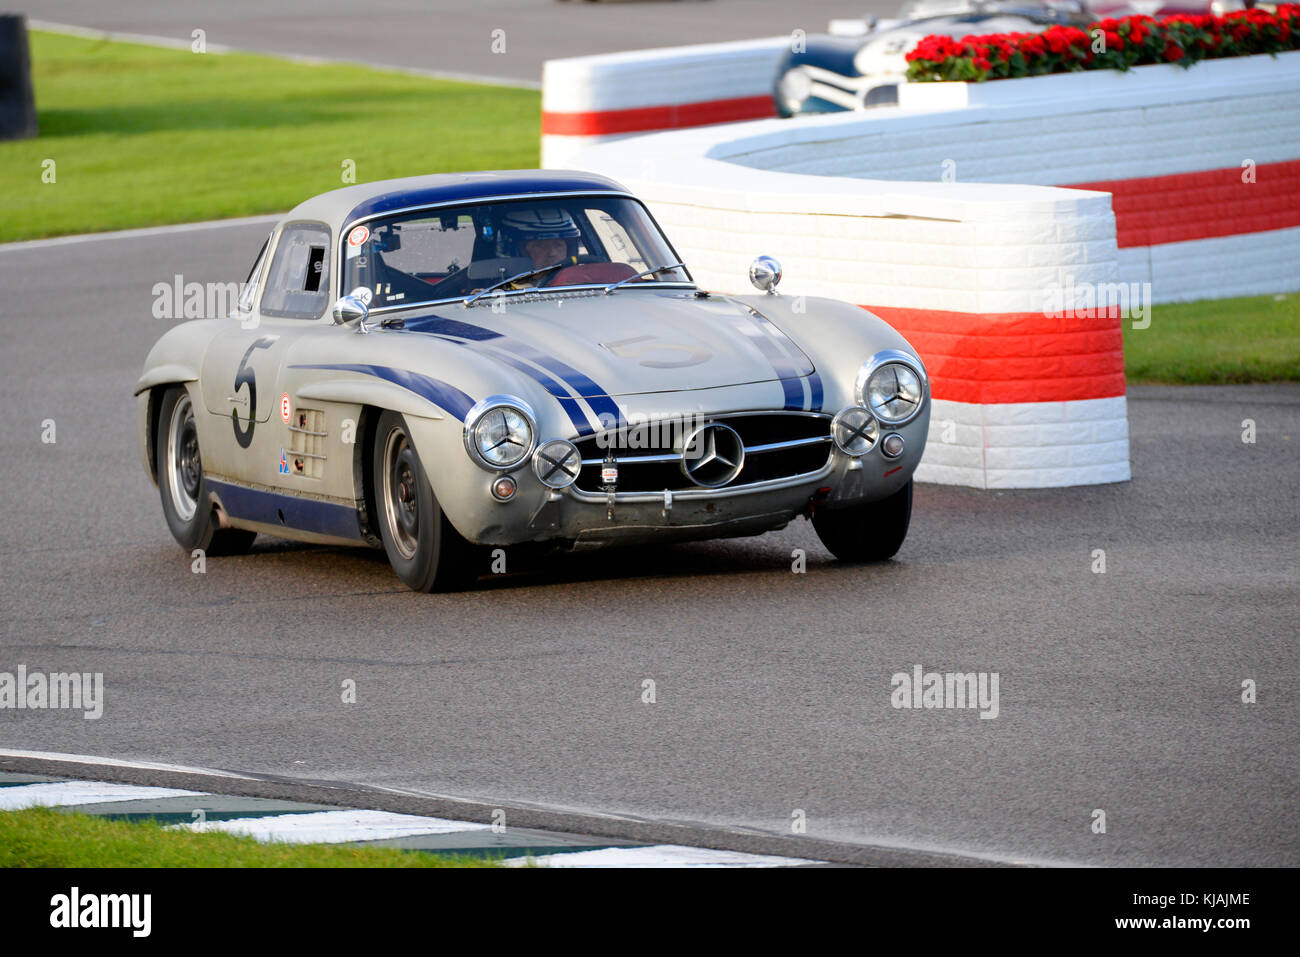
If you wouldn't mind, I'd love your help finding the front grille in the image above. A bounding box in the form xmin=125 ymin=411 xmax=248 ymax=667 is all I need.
xmin=573 ymin=412 xmax=832 ymax=494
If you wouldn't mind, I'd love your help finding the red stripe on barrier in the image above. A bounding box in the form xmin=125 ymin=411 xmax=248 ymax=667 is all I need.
xmin=1065 ymin=159 xmax=1300 ymax=248
xmin=541 ymin=95 xmax=777 ymax=136
xmin=865 ymin=305 xmax=1126 ymax=405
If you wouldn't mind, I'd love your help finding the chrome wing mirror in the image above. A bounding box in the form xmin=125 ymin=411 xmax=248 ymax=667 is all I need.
xmin=749 ymin=256 xmax=782 ymax=295
xmin=332 ymin=286 xmax=375 ymax=333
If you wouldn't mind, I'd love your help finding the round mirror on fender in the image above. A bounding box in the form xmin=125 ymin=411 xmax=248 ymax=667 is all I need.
xmin=749 ymin=256 xmax=782 ymax=295
xmin=332 ymin=286 xmax=374 ymax=329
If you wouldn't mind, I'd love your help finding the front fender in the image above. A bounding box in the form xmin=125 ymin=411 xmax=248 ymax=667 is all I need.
xmin=731 ymin=293 xmax=926 ymax=414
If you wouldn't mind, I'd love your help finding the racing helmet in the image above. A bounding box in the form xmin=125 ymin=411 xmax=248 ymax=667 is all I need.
xmin=499 ymin=206 xmax=581 ymax=261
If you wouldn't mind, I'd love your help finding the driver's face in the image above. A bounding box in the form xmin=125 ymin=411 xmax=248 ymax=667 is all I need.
xmin=524 ymin=238 xmax=567 ymax=269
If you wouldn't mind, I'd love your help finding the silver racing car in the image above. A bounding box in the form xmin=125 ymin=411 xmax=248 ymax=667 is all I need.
xmin=136 ymin=171 xmax=930 ymax=590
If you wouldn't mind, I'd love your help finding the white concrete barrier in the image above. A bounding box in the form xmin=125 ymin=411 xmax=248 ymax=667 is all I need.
xmin=550 ymin=48 xmax=1300 ymax=487
xmin=541 ymin=37 xmax=788 ymax=168
xmin=730 ymin=51 xmax=1300 ymax=303
xmin=566 ymin=129 xmax=1128 ymax=489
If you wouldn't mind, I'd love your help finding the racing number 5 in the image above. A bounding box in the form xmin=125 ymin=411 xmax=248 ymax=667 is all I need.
xmin=231 ymin=336 xmax=276 ymax=448
xmin=602 ymin=335 xmax=711 ymax=369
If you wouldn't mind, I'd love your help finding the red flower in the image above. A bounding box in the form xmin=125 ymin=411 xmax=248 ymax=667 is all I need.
xmin=1045 ymin=28 xmax=1072 ymax=54
xmin=904 ymin=7 xmax=1299 ymax=83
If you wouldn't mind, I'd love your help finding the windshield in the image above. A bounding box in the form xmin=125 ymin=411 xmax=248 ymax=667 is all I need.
xmin=341 ymin=194 xmax=691 ymax=311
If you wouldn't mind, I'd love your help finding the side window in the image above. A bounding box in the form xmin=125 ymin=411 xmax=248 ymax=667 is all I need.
xmin=260 ymin=224 xmax=332 ymax=319
xmin=235 ymin=234 xmax=271 ymax=314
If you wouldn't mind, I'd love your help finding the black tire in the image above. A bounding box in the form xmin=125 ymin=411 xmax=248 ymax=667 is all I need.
xmin=372 ymin=410 xmax=481 ymax=592
xmin=155 ymin=386 xmax=256 ymax=557
xmin=812 ymin=479 xmax=913 ymax=563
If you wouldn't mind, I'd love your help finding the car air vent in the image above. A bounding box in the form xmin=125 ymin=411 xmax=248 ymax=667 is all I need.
xmin=288 ymin=408 xmax=327 ymax=479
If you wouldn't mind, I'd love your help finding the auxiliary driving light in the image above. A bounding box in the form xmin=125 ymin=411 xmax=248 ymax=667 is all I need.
xmin=532 ymin=439 xmax=581 ymax=489
xmin=881 ymin=433 xmax=905 ymax=458
xmin=831 ymin=406 xmax=878 ymax=456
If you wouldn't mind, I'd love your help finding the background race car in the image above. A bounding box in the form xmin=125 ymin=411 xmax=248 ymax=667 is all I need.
xmin=774 ymin=0 xmax=1253 ymax=115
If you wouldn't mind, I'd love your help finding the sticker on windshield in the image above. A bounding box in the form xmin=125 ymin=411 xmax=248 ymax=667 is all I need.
xmin=347 ymin=225 xmax=369 ymax=248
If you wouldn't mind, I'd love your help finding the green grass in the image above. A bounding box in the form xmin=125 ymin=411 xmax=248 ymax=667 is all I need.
xmin=0 ymin=31 xmax=540 ymax=243
xmin=1123 ymin=293 xmax=1300 ymax=384
xmin=0 ymin=807 xmax=501 ymax=867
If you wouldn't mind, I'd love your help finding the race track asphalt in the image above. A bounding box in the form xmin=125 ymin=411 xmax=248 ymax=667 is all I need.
xmin=18 ymin=0 xmax=885 ymax=85
xmin=0 ymin=220 xmax=1296 ymax=866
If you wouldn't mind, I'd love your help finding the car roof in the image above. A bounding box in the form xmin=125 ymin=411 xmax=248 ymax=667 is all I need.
xmin=284 ymin=169 xmax=631 ymax=234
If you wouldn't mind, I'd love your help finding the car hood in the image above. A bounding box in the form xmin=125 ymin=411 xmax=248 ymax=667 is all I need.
xmin=396 ymin=289 xmax=814 ymax=398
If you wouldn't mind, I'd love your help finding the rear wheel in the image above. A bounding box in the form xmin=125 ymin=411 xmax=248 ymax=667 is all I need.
xmin=372 ymin=410 xmax=481 ymax=592
xmin=155 ymin=386 xmax=256 ymax=556
xmin=812 ymin=480 xmax=913 ymax=563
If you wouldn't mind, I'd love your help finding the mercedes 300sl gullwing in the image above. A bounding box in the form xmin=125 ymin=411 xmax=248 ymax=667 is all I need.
xmin=136 ymin=171 xmax=930 ymax=591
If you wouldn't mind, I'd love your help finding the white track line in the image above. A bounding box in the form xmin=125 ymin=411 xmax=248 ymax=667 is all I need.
xmin=505 ymin=845 xmax=820 ymax=868
xmin=0 ymin=215 xmax=282 ymax=252
xmin=0 ymin=781 xmax=205 ymax=810
xmin=0 ymin=748 xmax=254 ymax=779
xmin=29 ymin=19 xmax=540 ymax=90
xmin=170 ymin=809 xmax=491 ymax=844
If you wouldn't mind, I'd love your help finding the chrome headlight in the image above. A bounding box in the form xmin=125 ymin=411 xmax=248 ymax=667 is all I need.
xmin=532 ymin=439 xmax=581 ymax=489
xmin=463 ymin=396 xmax=536 ymax=470
xmin=831 ymin=406 xmax=878 ymax=456
xmin=855 ymin=351 xmax=927 ymax=426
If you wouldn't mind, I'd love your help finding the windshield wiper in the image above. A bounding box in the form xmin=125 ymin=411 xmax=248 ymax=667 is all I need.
xmin=464 ymin=262 xmax=568 ymax=307
xmin=603 ymin=262 xmax=686 ymax=295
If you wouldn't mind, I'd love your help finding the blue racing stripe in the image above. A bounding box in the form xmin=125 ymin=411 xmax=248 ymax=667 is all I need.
xmin=726 ymin=312 xmax=804 ymax=410
xmin=408 ymin=313 xmax=624 ymax=430
xmin=208 ymin=479 xmax=364 ymax=542
xmin=290 ymin=363 xmax=475 ymax=421
xmin=404 ymin=316 xmax=503 ymax=341
xmin=496 ymin=341 xmax=625 ymax=428
xmin=423 ymin=334 xmax=596 ymax=437
xmin=806 ymin=370 xmax=824 ymax=412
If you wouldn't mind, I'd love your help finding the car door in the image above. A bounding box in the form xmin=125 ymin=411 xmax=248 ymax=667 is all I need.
xmin=198 ymin=222 xmax=334 ymax=486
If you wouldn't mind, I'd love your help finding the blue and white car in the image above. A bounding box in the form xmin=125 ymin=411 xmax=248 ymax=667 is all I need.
xmin=775 ymin=0 xmax=1093 ymax=115
xmin=136 ymin=171 xmax=930 ymax=591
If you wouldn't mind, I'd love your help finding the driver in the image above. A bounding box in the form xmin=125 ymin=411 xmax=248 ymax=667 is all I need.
xmin=500 ymin=207 xmax=582 ymax=278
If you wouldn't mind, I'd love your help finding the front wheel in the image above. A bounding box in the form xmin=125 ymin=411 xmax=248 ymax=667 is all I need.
xmin=812 ymin=480 xmax=913 ymax=563
xmin=155 ymin=386 xmax=256 ymax=556
xmin=372 ymin=410 xmax=481 ymax=592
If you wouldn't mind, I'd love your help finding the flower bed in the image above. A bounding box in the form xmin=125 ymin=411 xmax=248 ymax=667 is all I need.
xmin=904 ymin=5 xmax=1300 ymax=82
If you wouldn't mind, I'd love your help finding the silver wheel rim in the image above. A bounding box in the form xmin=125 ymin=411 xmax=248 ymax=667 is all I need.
xmin=166 ymin=393 xmax=200 ymax=523
xmin=382 ymin=427 xmax=421 ymax=561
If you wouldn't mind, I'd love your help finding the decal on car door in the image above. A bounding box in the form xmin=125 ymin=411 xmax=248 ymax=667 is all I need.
xmin=231 ymin=336 xmax=277 ymax=448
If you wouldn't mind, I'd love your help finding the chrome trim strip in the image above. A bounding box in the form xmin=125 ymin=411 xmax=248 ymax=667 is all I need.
xmin=581 ymin=452 xmax=680 ymax=467
xmin=746 ymin=435 xmax=831 ymax=454
xmin=579 ymin=435 xmax=830 ymax=467
xmin=566 ymin=461 xmax=835 ymax=504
